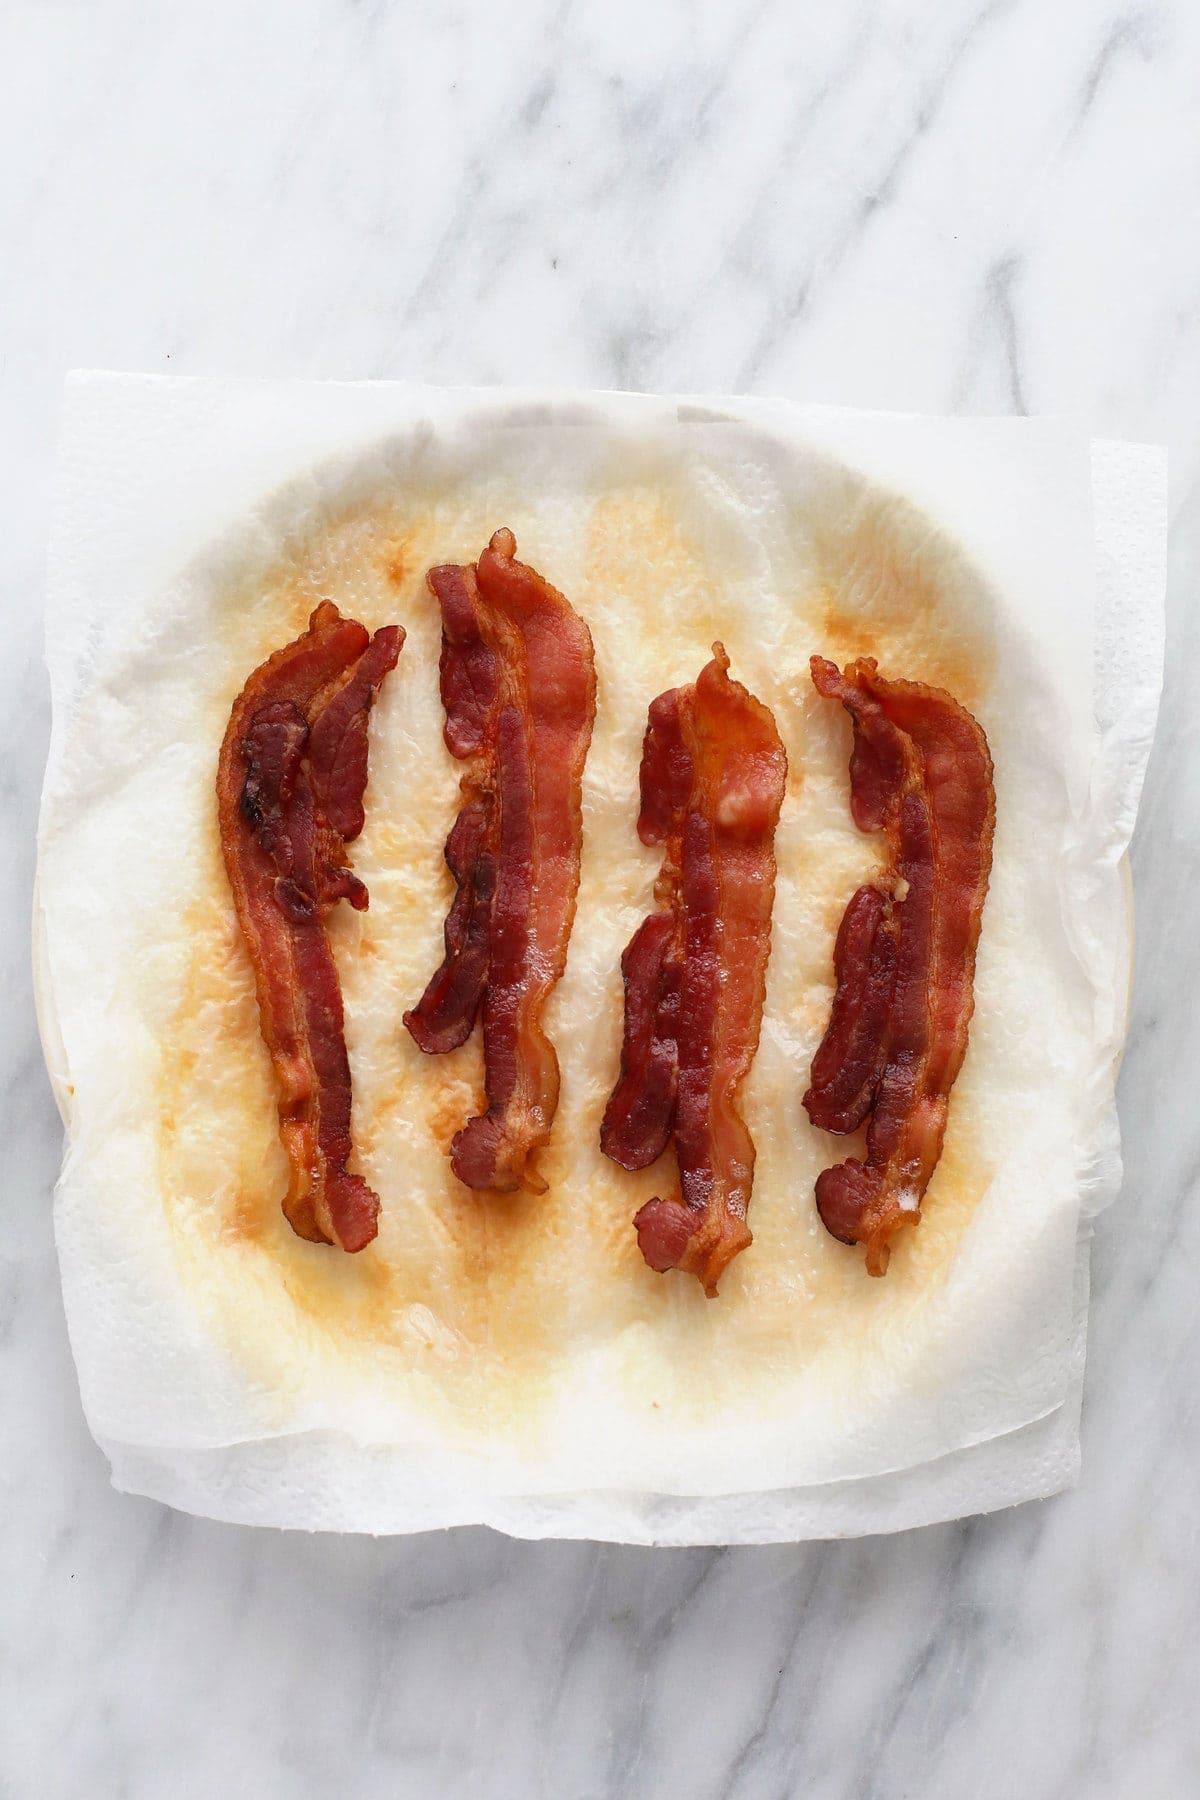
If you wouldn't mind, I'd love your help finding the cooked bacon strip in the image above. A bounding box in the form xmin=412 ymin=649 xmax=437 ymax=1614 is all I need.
xmin=404 ymin=800 xmax=496 ymax=1055
xmin=804 ymin=883 xmax=897 ymax=1135
xmin=806 ymin=656 xmax=994 ymax=1275
xmin=602 ymin=647 xmax=787 ymax=1296
xmin=405 ymin=530 xmax=596 ymax=1193
xmin=404 ymin=558 xmax=502 ymax=1056
xmin=218 ymin=602 xmax=403 ymax=1252
xmin=599 ymin=911 xmax=680 ymax=1172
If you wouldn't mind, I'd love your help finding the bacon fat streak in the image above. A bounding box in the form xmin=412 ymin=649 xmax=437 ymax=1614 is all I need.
xmin=405 ymin=529 xmax=596 ymax=1194
xmin=217 ymin=602 xmax=403 ymax=1252
xmin=602 ymin=647 xmax=787 ymax=1297
xmin=805 ymin=656 xmax=994 ymax=1275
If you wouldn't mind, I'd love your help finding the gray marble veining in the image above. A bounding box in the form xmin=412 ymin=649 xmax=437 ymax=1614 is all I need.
xmin=2 ymin=1 xmax=1198 ymax=1794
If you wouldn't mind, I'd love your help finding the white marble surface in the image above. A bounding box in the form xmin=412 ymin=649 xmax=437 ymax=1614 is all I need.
xmin=2 ymin=1 xmax=1197 ymax=1794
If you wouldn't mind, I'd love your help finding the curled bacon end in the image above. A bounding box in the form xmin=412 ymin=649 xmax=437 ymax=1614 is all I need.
xmin=406 ymin=531 xmax=596 ymax=1196
xmin=603 ymin=646 xmax=787 ymax=1297
xmin=218 ymin=602 xmax=403 ymax=1252
xmin=807 ymin=655 xmax=994 ymax=1276
xmin=633 ymin=1194 xmax=719 ymax=1276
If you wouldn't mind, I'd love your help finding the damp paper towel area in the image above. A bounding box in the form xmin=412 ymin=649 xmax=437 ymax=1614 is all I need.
xmin=36 ymin=376 xmax=1165 ymax=1544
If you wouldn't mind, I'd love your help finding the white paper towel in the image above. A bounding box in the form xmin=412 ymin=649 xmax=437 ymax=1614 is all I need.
xmin=36 ymin=376 xmax=1165 ymax=1540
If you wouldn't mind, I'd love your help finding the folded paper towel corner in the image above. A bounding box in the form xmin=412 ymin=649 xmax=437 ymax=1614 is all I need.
xmin=35 ymin=376 xmax=1166 ymax=1543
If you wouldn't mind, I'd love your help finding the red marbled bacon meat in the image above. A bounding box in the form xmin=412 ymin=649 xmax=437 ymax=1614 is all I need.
xmin=217 ymin=601 xmax=403 ymax=1252
xmin=602 ymin=647 xmax=787 ymax=1297
xmin=805 ymin=656 xmax=994 ymax=1275
xmin=405 ymin=529 xmax=597 ymax=1193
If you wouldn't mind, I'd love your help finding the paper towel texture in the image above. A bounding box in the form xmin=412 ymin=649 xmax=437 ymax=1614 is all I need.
xmin=36 ymin=378 xmax=1165 ymax=1539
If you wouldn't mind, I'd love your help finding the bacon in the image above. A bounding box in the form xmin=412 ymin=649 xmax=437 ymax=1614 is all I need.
xmin=403 ymin=800 xmax=496 ymax=1056
xmin=599 ymin=911 xmax=680 ymax=1171
xmin=218 ymin=601 xmax=403 ymax=1252
xmin=602 ymin=647 xmax=787 ymax=1296
xmin=804 ymin=883 xmax=897 ymax=1135
xmin=405 ymin=530 xmax=596 ymax=1193
xmin=805 ymin=656 xmax=994 ymax=1275
xmin=404 ymin=560 xmax=501 ymax=1056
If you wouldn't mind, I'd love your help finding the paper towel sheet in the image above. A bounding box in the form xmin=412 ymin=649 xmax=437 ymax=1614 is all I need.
xmin=37 ymin=377 xmax=1165 ymax=1540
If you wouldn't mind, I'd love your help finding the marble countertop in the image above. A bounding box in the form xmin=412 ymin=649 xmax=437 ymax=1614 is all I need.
xmin=3 ymin=2 xmax=1197 ymax=1795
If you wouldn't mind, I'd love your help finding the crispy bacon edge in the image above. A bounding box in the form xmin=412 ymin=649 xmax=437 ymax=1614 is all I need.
xmin=217 ymin=601 xmax=403 ymax=1252
xmin=404 ymin=529 xmax=596 ymax=1195
xmin=601 ymin=645 xmax=787 ymax=1297
xmin=805 ymin=655 xmax=994 ymax=1275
